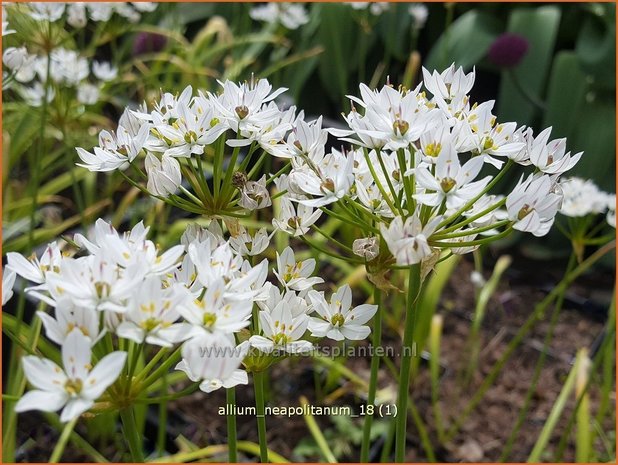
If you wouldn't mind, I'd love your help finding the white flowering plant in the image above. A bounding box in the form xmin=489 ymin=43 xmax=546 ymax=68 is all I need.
xmin=2 ymin=3 xmax=616 ymax=464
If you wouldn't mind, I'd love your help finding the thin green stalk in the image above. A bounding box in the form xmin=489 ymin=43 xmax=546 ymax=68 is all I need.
xmin=408 ymin=400 xmax=437 ymax=462
xmin=464 ymin=255 xmax=512 ymax=384
xmin=156 ymin=374 xmax=168 ymax=457
xmin=120 ymin=407 xmax=144 ymax=462
xmin=363 ymin=148 xmax=400 ymax=215
xmin=253 ymin=371 xmax=268 ymax=463
xmin=49 ymin=417 xmax=78 ymax=463
xmin=527 ymin=349 xmax=585 ymax=462
xmin=396 ymin=148 xmax=414 ymax=209
xmin=227 ymin=388 xmax=238 ymax=462
xmin=139 ymin=346 xmax=182 ymax=389
xmin=429 ymin=314 xmax=445 ymax=442
xmin=300 ymin=396 xmax=337 ymax=463
xmin=554 ymin=318 xmax=614 ymax=461
xmin=360 ymin=288 xmax=382 ymax=462
xmin=134 ymin=347 xmax=169 ymax=383
xmin=436 ymin=161 xmax=513 ymax=231
xmin=575 ymin=350 xmax=592 ymax=462
xmin=395 ymin=264 xmax=422 ymax=462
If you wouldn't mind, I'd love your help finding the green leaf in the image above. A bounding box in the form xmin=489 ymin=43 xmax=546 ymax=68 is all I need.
xmin=424 ymin=10 xmax=502 ymax=72
xmin=575 ymin=3 xmax=616 ymax=90
xmin=496 ymin=6 xmax=562 ymax=125
xmin=542 ymin=51 xmax=588 ymax=138
xmin=568 ymin=95 xmax=616 ymax=192
xmin=316 ymin=3 xmax=356 ymax=102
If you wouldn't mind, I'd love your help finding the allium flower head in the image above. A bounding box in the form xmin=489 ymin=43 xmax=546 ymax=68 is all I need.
xmin=488 ymin=33 xmax=529 ymax=68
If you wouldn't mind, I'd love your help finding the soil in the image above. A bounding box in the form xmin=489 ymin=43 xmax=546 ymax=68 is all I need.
xmin=13 ymin=253 xmax=615 ymax=463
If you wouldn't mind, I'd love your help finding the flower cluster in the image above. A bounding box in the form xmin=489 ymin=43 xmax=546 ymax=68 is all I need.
xmin=559 ymin=176 xmax=615 ymax=228
xmin=27 ymin=2 xmax=157 ymax=27
xmin=76 ymin=79 xmax=296 ymax=203
xmin=75 ymin=67 xmax=587 ymax=273
xmin=5 ymin=220 xmax=377 ymax=420
xmin=249 ymin=3 xmax=309 ymax=30
xmin=277 ymin=65 xmax=584 ymax=269
xmin=3 ymin=45 xmax=117 ymax=105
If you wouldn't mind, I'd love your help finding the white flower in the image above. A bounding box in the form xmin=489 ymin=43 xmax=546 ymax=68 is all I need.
xmin=606 ymin=194 xmax=616 ymax=228
xmin=66 ymin=3 xmax=87 ymax=27
xmin=422 ymin=65 xmax=475 ymax=118
xmin=559 ymin=177 xmax=608 ymax=217
xmin=409 ymin=4 xmax=428 ymax=29
xmin=507 ymin=174 xmax=562 ymax=237
xmin=15 ymin=329 xmax=126 ymax=422
xmin=36 ymin=299 xmax=102 ymax=346
xmin=73 ymin=219 xmax=184 ymax=276
xmin=2 ymin=268 xmax=16 ymax=306
xmin=92 ymin=61 xmax=117 ymax=81
xmin=249 ymin=301 xmax=313 ymax=354
xmin=87 ymin=3 xmax=114 ymax=21
xmin=131 ymin=2 xmax=158 ymax=13
xmin=249 ymin=3 xmax=309 ymax=29
xmin=77 ymin=82 xmax=100 ymax=105
xmin=29 ymin=3 xmax=66 ymax=22
xmin=3 ymin=5 xmax=16 ymax=35
xmin=177 ymin=279 xmax=253 ymax=339
xmin=176 ymin=337 xmax=249 ymax=393
xmin=38 ymin=255 xmax=146 ymax=313
xmin=209 ymin=79 xmax=287 ymax=137
xmin=3 ymin=47 xmax=29 ymax=71
xmin=116 ymin=278 xmax=189 ymax=347
xmin=41 ymin=48 xmax=89 ymax=86
xmin=415 ymin=147 xmax=491 ymax=209
xmin=145 ymin=154 xmax=182 ymax=197
xmin=19 ymin=82 xmax=55 ymax=107
xmin=148 ymin=91 xmax=227 ymax=158
xmin=238 ymin=175 xmax=272 ymax=211
xmin=343 ymin=83 xmax=439 ymax=150
xmin=76 ymin=117 xmax=150 ymax=172
xmin=380 ymin=213 xmax=442 ymax=265
xmin=229 ymin=227 xmax=271 ymax=257
xmin=274 ymin=247 xmax=324 ymax=291
xmin=308 ymin=285 xmax=377 ymax=341
xmin=272 ymin=196 xmax=322 ymax=237
xmin=266 ymin=116 xmax=327 ymax=161
xmin=7 ymin=242 xmax=64 ymax=284
xmin=528 ymin=127 xmax=582 ymax=175
xmin=353 ymin=237 xmax=380 ymax=261
xmin=290 ymin=149 xmax=355 ymax=207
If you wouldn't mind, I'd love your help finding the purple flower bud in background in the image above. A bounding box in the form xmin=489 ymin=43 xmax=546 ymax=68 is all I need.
xmin=487 ymin=33 xmax=529 ymax=68
xmin=132 ymin=31 xmax=167 ymax=56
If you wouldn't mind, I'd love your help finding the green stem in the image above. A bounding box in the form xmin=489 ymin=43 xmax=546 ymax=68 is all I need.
xmin=120 ymin=407 xmax=144 ymax=462
xmin=253 ymin=371 xmax=268 ymax=463
xmin=395 ymin=264 xmax=422 ymax=462
xmin=227 ymin=388 xmax=238 ymax=462
xmin=360 ymin=288 xmax=382 ymax=462
xmin=436 ymin=161 xmax=513 ymax=231
xmin=49 ymin=417 xmax=78 ymax=463
xmin=300 ymin=396 xmax=337 ymax=463
xmin=156 ymin=374 xmax=168 ymax=457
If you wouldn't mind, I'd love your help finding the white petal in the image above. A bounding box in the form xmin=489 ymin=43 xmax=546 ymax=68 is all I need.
xmin=60 ymin=398 xmax=93 ymax=422
xmin=22 ymin=356 xmax=67 ymax=391
xmin=15 ymin=390 xmax=67 ymax=413
xmin=82 ymin=352 xmax=127 ymax=400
